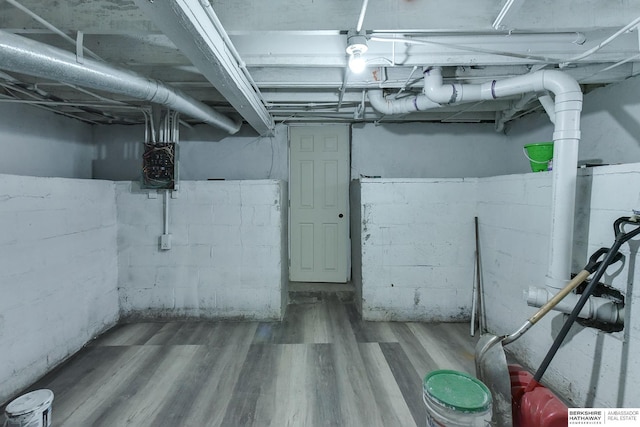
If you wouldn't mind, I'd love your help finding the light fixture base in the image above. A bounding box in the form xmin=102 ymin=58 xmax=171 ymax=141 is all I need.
xmin=346 ymin=29 xmax=368 ymax=55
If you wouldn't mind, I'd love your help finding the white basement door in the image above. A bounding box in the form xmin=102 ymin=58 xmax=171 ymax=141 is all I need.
xmin=289 ymin=125 xmax=350 ymax=282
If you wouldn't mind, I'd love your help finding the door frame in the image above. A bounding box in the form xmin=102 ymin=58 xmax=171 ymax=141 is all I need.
xmin=287 ymin=124 xmax=351 ymax=283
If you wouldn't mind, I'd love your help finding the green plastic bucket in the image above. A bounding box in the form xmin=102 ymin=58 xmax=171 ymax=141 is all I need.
xmin=524 ymin=142 xmax=554 ymax=172
xmin=423 ymin=370 xmax=492 ymax=426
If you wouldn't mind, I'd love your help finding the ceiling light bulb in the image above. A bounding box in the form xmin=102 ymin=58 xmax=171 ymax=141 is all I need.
xmin=346 ymin=30 xmax=368 ymax=74
xmin=348 ymin=52 xmax=367 ymax=74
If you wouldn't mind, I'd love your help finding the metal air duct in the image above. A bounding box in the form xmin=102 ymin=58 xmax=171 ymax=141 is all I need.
xmin=0 ymin=30 xmax=241 ymax=134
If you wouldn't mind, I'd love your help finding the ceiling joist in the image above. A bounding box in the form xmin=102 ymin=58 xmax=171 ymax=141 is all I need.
xmin=2 ymin=0 xmax=640 ymax=129
xmin=133 ymin=0 xmax=275 ymax=135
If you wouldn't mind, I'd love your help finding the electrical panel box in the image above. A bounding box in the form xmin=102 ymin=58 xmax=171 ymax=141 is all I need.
xmin=142 ymin=142 xmax=178 ymax=190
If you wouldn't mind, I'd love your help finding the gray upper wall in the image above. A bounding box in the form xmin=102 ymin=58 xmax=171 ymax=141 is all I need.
xmin=350 ymin=122 xmax=525 ymax=179
xmin=0 ymin=104 xmax=94 ymax=178
xmin=507 ymin=74 xmax=640 ymax=166
xmin=91 ymin=121 xmax=524 ymax=181
xmin=92 ymin=123 xmax=289 ymax=182
xmin=2 ymin=74 xmax=640 ymax=180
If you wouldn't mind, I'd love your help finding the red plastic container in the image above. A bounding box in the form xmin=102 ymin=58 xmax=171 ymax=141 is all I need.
xmin=509 ymin=364 xmax=568 ymax=427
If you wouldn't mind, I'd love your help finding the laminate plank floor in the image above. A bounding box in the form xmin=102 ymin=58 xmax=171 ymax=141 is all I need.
xmin=1 ymin=295 xmax=479 ymax=427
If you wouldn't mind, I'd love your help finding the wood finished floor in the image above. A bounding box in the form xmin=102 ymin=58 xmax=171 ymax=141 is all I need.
xmin=2 ymin=295 xmax=478 ymax=427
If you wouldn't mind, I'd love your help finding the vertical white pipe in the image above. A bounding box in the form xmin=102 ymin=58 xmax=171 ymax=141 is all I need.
xmin=370 ymin=66 xmax=584 ymax=308
xmin=546 ymin=141 xmax=579 ymax=290
xmin=423 ymin=67 xmax=583 ymax=291
xmin=538 ymin=94 xmax=556 ymax=124
xmin=495 ymin=71 xmax=582 ymax=291
xmin=546 ymin=88 xmax=581 ymax=290
xmin=164 ymin=189 xmax=170 ymax=235
xmin=356 ymin=0 xmax=370 ymax=33
xmin=173 ymin=111 xmax=180 ymax=142
xmin=143 ymin=110 xmax=150 ymax=143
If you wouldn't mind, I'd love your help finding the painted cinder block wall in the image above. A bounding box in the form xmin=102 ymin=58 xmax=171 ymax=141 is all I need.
xmin=357 ymin=164 xmax=640 ymax=407
xmin=0 ymin=176 xmax=288 ymax=406
xmin=1 ymin=69 xmax=640 ymax=410
xmin=359 ymin=178 xmax=478 ymax=321
xmin=478 ymin=164 xmax=640 ymax=408
xmin=116 ymin=180 xmax=288 ymax=321
xmin=0 ymin=174 xmax=119 ymax=405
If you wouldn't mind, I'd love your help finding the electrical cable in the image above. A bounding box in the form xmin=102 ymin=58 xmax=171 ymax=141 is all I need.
xmin=370 ymin=35 xmax=565 ymax=64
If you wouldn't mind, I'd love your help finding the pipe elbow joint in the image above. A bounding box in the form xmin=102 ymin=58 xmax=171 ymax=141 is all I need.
xmin=541 ymin=70 xmax=582 ymax=98
xmin=589 ymin=297 xmax=624 ymax=325
xmin=423 ymin=85 xmax=456 ymax=104
xmin=368 ymin=90 xmax=441 ymax=115
xmin=422 ymin=66 xmax=453 ymax=104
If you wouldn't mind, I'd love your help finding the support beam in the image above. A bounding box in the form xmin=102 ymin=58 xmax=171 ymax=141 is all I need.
xmin=134 ymin=0 xmax=274 ymax=135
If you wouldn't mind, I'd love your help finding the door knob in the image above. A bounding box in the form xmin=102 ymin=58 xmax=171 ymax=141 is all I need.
xmin=339 ymin=213 xmax=344 ymax=218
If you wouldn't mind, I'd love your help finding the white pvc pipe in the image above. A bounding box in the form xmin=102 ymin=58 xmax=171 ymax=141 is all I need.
xmin=422 ymin=67 xmax=469 ymax=104
xmin=527 ymin=287 xmax=623 ymax=324
xmin=538 ymin=94 xmax=556 ymax=124
xmin=367 ymin=89 xmax=441 ymax=114
xmin=143 ymin=109 xmax=150 ymax=143
xmin=356 ymin=0 xmax=370 ymax=33
xmin=425 ymin=67 xmax=585 ymax=300
xmin=164 ymin=190 xmax=170 ymax=235
xmin=369 ymin=65 xmax=583 ymax=297
xmin=429 ymin=67 xmax=588 ymax=313
xmin=495 ymin=93 xmax=536 ymax=132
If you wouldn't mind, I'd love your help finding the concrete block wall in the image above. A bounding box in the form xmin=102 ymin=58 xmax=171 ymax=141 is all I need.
xmin=477 ymin=163 xmax=640 ymax=407
xmin=350 ymin=180 xmax=363 ymax=313
xmin=116 ymin=180 xmax=287 ymax=321
xmin=0 ymin=174 xmax=119 ymax=405
xmin=475 ymin=172 xmax=552 ymax=324
xmin=359 ymin=178 xmax=478 ymax=321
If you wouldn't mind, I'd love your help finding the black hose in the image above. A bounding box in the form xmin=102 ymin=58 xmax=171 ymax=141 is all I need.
xmin=533 ymin=217 xmax=640 ymax=383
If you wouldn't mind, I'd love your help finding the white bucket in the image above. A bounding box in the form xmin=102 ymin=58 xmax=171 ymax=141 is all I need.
xmin=423 ymin=370 xmax=492 ymax=427
xmin=4 ymin=390 xmax=54 ymax=427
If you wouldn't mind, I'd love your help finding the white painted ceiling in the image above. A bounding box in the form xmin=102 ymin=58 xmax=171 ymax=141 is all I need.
xmin=1 ymin=0 xmax=639 ymax=134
